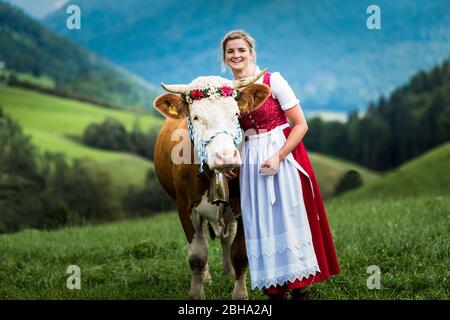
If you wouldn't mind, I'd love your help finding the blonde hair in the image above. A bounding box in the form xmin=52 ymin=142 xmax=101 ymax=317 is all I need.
xmin=221 ymin=30 xmax=257 ymax=72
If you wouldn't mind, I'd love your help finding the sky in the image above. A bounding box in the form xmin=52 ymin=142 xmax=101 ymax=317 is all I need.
xmin=5 ymin=0 xmax=69 ymax=19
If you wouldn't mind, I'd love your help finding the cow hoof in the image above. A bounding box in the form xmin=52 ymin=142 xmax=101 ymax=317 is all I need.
xmin=232 ymin=290 xmax=249 ymax=300
xmin=232 ymin=293 xmax=249 ymax=300
xmin=188 ymin=292 xmax=205 ymax=300
xmin=203 ymin=269 xmax=212 ymax=284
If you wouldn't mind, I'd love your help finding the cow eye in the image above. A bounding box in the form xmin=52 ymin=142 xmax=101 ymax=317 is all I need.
xmin=192 ymin=116 xmax=199 ymax=121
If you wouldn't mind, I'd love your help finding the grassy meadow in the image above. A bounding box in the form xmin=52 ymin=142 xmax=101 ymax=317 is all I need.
xmin=0 ymin=143 xmax=448 ymax=300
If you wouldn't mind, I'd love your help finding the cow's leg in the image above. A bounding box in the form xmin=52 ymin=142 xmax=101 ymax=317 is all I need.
xmin=220 ymin=222 xmax=236 ymax=276
xmin=220 ymin=207 xmax=237 ymax=276
xmin=201 ymin=220 xmax=212 ymax=283
xmin=186 ymin=206 xmax=208 ymax=300
xmin=231 ymin=217 xmax=249 ymax=300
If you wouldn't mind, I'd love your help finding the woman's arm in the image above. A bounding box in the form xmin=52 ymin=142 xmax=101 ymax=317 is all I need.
xmin=260 ymin=104 xmax=307 ymax=172
xmin=278 ymin=104 xmax=308 ymax=160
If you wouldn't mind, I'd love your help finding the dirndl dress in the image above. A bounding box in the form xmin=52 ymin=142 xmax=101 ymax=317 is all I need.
xmin=239 ymin=71 xmax=340 ymax=292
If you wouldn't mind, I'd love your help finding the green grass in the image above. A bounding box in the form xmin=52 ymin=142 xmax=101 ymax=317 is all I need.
xmin=317 ymin=196 xmax=449 ymax=299
xmin=0 ymin=85 xmax=163 ymax=193
xmin=0 ymin=143 xmax=448 ymax=299
xmin=0 ymin=196 xmax=447 ymax=299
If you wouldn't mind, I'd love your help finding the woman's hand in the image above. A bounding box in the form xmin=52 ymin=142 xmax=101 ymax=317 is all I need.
xmin=260 ymin=152 xmax=280 ymax=176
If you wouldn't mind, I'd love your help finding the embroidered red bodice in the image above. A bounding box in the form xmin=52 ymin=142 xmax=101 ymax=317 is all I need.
xmin=239 ymin=72 xmax=288 ymax=133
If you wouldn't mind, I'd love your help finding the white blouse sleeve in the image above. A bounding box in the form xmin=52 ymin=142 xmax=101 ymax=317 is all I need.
xmin=270 ymin=72 xmax=300 ymax=110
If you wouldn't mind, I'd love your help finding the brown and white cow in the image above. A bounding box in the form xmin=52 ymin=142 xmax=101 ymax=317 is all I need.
xmin=153 ymin=70 xmax=270 ymax=299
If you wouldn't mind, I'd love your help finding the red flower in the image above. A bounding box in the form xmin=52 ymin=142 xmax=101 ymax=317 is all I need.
xmin=220 ymin=86 xmax=234 ymax=97
xmin=191 ymin=90 xmax=205 ymax=100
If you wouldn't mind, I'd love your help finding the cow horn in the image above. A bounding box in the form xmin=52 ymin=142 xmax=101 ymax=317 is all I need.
xmin=232 ymin=68 xmax=267 ymax=89
xmin=160 ymin=83 xmax=190 ymax=94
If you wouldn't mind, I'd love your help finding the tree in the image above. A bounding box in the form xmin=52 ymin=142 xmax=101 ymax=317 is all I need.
xmin=83 ymin=117 xmax=130 ymax=151
xmin=334 ymin=170 xmax=363 ymax=196
xmin=303 ymin=117 xmax=324 ymax=152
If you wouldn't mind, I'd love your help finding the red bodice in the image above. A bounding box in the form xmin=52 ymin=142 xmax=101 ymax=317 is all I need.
xmin=239 ymin=72 xmax=288 ymax=133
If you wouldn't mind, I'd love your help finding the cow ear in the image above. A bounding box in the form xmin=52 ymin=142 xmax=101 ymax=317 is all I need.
xmin=153 ymin=94 xmax=188 ymax=119
xmin=238 ymin=84 xmax=271 ymax=113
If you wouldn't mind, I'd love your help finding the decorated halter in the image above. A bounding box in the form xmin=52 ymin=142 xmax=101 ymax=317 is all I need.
xmin=185 ymin=86 xmax=243 ymax=174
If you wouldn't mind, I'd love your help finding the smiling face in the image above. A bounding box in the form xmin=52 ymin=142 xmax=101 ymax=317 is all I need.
xmin=224 ymin=38 xmax=254 ymax=73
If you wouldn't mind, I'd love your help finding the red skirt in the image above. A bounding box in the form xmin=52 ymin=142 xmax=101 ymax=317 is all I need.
xmin=264 ymin=126 xmax=340 ymax=295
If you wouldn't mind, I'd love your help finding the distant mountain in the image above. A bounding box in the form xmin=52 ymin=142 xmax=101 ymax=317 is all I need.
xmin=0 ymin=2 xmax=158 ymax=110
xmin=44 ymin=0 xmax=450 ymax=114
xmin=4 ymin=0 xmax=69 ymax=19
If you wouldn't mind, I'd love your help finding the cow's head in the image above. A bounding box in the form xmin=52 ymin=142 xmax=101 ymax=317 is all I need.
xmin=154 ymin=69 xmax=270 ymax=172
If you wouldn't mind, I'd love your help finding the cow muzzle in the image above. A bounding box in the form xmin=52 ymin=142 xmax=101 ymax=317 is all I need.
xmin=208 ymin=148 xmax=241 ymax=172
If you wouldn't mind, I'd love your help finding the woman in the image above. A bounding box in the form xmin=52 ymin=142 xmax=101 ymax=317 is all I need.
xmin=221 ymin=30 xmax=340 ymax=300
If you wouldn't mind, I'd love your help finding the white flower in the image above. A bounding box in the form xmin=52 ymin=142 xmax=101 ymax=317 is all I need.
xmin=185 ymin=95 xmax=193 ymax=104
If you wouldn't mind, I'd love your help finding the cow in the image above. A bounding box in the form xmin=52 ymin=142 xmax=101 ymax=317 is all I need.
xmin=153 ymin=70 xmax=270 ymax=299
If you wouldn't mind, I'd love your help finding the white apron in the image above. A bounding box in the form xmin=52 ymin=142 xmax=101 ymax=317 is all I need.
xmin=239 ymin=123 xmax=320 ymax=289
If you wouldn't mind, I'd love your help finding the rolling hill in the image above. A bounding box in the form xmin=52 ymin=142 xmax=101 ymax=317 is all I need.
xmin=335 ymin=141 xmax=450 ymax=201
xmin=308 ymin=152 xmax=379 ymax=198
xmin=0 ymin=85 xmax=163 ymax=195
xmin=0 ymin=2 xmax=158 ymax=110
xmin=44 ymin=0 xmax=450 ymax=113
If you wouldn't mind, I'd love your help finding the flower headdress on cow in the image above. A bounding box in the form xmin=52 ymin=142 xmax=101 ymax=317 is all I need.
xmin=160 ymin=68 xmax=267 ymax=109
xmin=182 ymin=86 xmax=240 ymax=104
xmin=157 ymin=68 xmax=269 ymax=174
